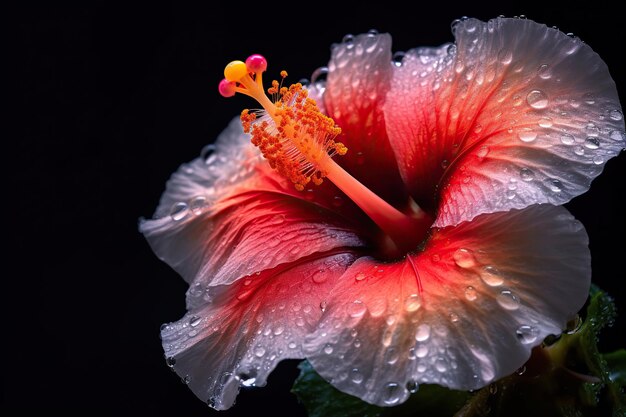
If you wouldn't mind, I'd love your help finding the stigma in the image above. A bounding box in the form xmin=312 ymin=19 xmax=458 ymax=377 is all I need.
xmin=219 ymin=55 xmax=347 ymax=191
xmin=218 ymin=55 xmax=433 ymax=256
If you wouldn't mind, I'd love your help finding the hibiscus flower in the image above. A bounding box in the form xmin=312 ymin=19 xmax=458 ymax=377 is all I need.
xmin=140 ymin=17 xmax=624 ymax=409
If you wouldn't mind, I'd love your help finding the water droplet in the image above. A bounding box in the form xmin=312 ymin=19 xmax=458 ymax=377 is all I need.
xmin=182 ymin=375 xmax=191 ymax=384
xmin=332 ymin=195 xmax=344 ymax=207
xmin=351 ymin=368 xmax=364 ymax=384
xmin=166 ymin=356 xmax=176 ymax=368
xmin=526 ymin=90 xmax=548 ymax=109
xmin=435 ymin=358 xmax=448 ymax=372
xmin=560 ymin=133 xmax=575 ymax=145
xmin=415 ymin=324 xmax=431 ymax=342
xmin=476 ymin=145 xmax=489 ymax=158
xmin=348 ymin=300 xmax=367 ymax=318
xmin=497 ymin=290 xmax=520 ymax=310
xmin=574 ymin=146 xmax=585 ymax=156
xmin=449 ymin=312 xmax=459 ymax=323
xmin=593 ymin=156 xmax=604 ymax=165
xmin=609 ymin=109 xmax=623 ymax=121
xmin=453 ymin=248 xmax=476 ymax=268
xmin=405 ymin=294 xmax=421 ymax=312
xmin=584 ymin=137 xmax=600 ymax=149
xmin=288 ymin=341 xmax=297 ymax=349
xmin=516 ymin=325 xmax=539 ymax=344
xmin=319 ymin=301 xmax=327 ymax=312
xmin=431 ymin=254 xmax=441 ymax=262
xmin=189 ymin=316 xmax=202 ymax=327
xmin=254 ymin=346 xmax=266 ymax=357
xmin=545 ymin=178 xmax=563 ymax=193
xmin=312 ymin=269 xmax=328 ymax=284
xmin=566 ymin=315 xmax=583 ymax=334
xmin=323 ymin=343 xmax=334 ymax=354
xmin=385 ymin=348 xmax=399 ymax=365
xmin=518 ymin=130 xmax=538 ymax=143
xmin=416 ymin=344 xmax=428 ymax=358
xmin=273 ymin=325 xmax=284 ymax=335
xmin=583 ymin=93 xmax=596 ymax=105
xmin=310 ymin=66 xmax=329 ymax=84
xmin=465 ymin=286 xmax=477 ymax=301
xmin=239 ymin=369 xmax=257 ymax=387
xmin=481 ymin=265 xmax=504 ymax=286
xmin=383 ymin=382 xmax=402 ymax=405
xmin=498 ymin=49 xmax=513 ymax=64
xmin=516 ymin=365 xmax=527 ymax=375
xmin=392 ymin=51 xmax=405 ymax=67
xmin=189 ymin=196 xmax=208 ymax=215
xmin=489 ymin=384 xmax=498 ymax=394
xmin=609 ymin=130 xmax=625 ymax=141
xmin=170 ymin=202 xmax=189 ymax=221
xmin=354 ymin=271 xmax=366 ymax=282
xmin=417 ymin=364 xmax=426 ymax=373
xmin=406 ymin=379 xmax=419 ymax=393
xmin=520 ymin=167 xmax=535 ymax=181
xmin=295 ymin=317 xmax=305 ymax=327
xmin=537 ymin=64 xmax=551 ymax=79
xmin=538 ymin=117 xmax=553 ymax=128
xmin=441 ymin=159 xmax=449 ymax=169
xmin=201 ymin=144 xmax=217 ymax=164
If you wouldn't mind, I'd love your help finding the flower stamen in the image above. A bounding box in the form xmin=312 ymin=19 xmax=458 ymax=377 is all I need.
xmin=219 ymin=55 xmax=432 ymax=254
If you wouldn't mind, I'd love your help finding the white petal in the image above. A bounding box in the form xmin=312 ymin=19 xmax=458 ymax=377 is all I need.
xmin=304 ymin=205 xmax=590 ymax=406
xmin=161 ymin=252 xmax=356 ymax=410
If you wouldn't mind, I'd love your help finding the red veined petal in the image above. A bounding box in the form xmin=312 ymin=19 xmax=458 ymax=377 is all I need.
xmin=140 ymin=119 xmax=365 ymax=291
xmin=161 ymin=251 xmax=357 ymax=410
xmin=323 ymin=32 xmax=408 ymax=204
xmin=304 ymin=205 xmax=589 ymax=407
xmin=383 ymin=17 xmax=624 ymax=227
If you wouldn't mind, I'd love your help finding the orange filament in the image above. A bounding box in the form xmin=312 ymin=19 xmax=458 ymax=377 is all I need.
xmin=219 ymin=56 xmax=433 ymax=254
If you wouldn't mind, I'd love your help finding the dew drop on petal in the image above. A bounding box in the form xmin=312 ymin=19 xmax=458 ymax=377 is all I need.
xmin=537 ymin=64 xmax=551 ymax=79
xmin=189 ymin=196 xmax=207 ymax=215
xmin=385 ymin=348 xmax=399 ymax=365
xmin=416 ymin=344 xmax=428 ymax=358
xmin=609 ymin=130 xmax=625 ymax=141
xmin=288 ymin=341 xmax=297 ymax=349
xmin=516 ymin=325 xmax=539 ymax=344
xmin=518 ymin=130 xmax=537 ymax=142
xmin=383 ymin=382 xmax=402 ymax=405
xmin=406 ymin=379 xmax=419 ymax=393
xmin=497 ymin=290 xmax=520 ymax=310
xmin=449 ymin=312 xmax=459 ymax=323
xmin=538 ymin=117 xmax=553 ymax=128
xmin=348 ymin=300 xmax=367 ymax=318
xmin=453 ymin=248 xmax=476 ymax=268
xmin=560 ymin=133 xmax=575 ymax=145
xmin=415 ymin=324 xmax=431 ymax=342
xmin=545 ymin=178 xmax=563 ymax=193
xmin=323 ymin=344 xmax=334 ymax=354
xmin=584 ymin=137 xmax=600 ymax=149
xmin=435 ymin=358 xmax=448 ymax=372
xmin=355 ymin=271 xmax=366 ymax=282
xmin=166 ymin=356 xmax=176 ymax=368
xmin=465 ymin=286 xmax=477 ymax=301
xmin=170 ymin=202 xmax=189 ymax=221
xmin=201 ymin=144 xmax=217 ymax=164
xmin=609 ymin=109 xmax=623 ymax=121
xmin=404 ymin=294 xmax=421 ymax=312
xmin=319 ymin=301 xmax=327 ymax=312
xmin=526 ymin=90 xmax=548 ymax=109
xmin=351 ymin=368 xmax=364 ymax=384
xmin=481 ymin=266 xmax=504 ymax=286
xmin=254 ymin=346 xmax=266 ymax=357
xmin=497 ymin=49 xmax=513 ymax=64
xmin=189 ymin=316 xmax=202 ymax=327
xmin=520 ymin=167 xmax=535 ymax=181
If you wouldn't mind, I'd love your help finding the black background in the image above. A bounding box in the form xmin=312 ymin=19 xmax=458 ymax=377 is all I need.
xmin=8 ymin=1 xmax=625 ymax=415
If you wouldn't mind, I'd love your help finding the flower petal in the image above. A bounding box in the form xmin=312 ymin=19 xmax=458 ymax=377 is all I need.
xmin=140 ymin=119 xmax=365 ymax=293
xmin=383 ymin=17 xmax=624 ymax=226
xmin=323 ymin=32 xmax=408 ymax=204
xmin=304 ymin=204 xmax=589 ymax=407
xmin=161 ymin=252 xmax=356 ymax=410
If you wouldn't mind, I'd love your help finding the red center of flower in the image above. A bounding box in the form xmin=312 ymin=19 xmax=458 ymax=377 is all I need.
xmin=219 ymin=55 xmax=432 ymax=256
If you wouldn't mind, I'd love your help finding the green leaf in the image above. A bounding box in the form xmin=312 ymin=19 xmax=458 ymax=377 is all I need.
xmin=604 ymin=349 xmax=626 ymax=387
xmin=292 ymin=360 xmax=469 ymax=417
